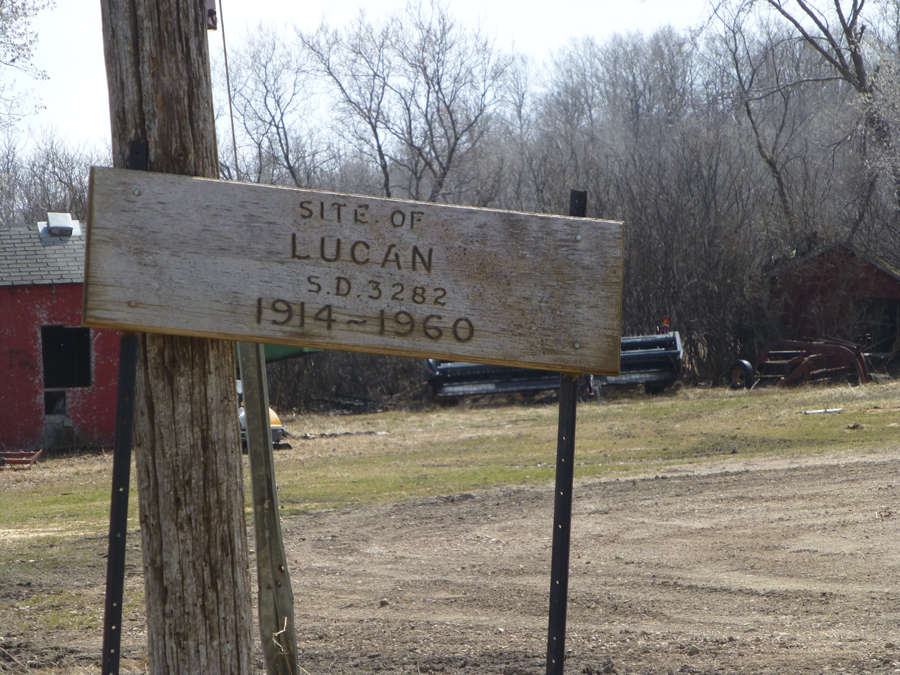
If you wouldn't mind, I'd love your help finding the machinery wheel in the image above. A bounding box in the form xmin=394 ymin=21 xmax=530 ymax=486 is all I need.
xmin=728 ymin=360 xmax=754 ymax=389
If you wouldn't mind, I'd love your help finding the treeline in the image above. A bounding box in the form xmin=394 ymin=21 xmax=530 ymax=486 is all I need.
xmin=0 ymin=134 xmax=103 ymax=226
xmin=6 ymin=0 xmax=900 ymax=395
xmin=218 ymin=0 xmax=900 ymax=383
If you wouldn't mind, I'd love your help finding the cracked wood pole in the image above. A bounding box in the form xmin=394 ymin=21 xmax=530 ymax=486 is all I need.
xmin=237 ymin=342 xmax=299 ymax=675
xmin=99 ymin=2 xmax=253 ymax=673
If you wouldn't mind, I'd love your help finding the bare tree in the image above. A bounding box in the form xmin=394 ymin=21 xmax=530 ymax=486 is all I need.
xmin=528 ymin=26 xmax=780 ymax=378
xmin=489 ymin=54 xmax=538 ymax=212
xmin=738 ymin=0 xmax=900 ymax=233
xmin=17 ymin=134 xmax=104 ymax=222
xmin=0 ymin=132 xmax=106 ymax=227
xmin=0 ymin=0 xmax=56 ymax=226
xmin=300 ymin=0 xmax=511 ymax=202
xmin=0 ymin=0 xmax=53 ymax=131
xmin=714 ymin=3 xmax=853 ymax=246
xmin=386 ymin=1 xmax=510 ymax=202
xmin=301 ymin=12 xmax=396 ymax=196
xmin=228 ymin=25 xmax=335 ymax=187
xmin=0 ymin=131 xmax=21 ymax=226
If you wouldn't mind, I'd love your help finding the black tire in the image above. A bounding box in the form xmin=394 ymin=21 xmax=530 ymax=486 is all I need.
xmin=729 ymin=360 xmax=754 ymax=389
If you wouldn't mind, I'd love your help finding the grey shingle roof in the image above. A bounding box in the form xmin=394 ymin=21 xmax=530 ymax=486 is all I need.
xmin=0 ymin=219 xmax=85 ymax=287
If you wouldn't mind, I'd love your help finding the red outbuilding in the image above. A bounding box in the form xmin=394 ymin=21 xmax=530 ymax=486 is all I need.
xmin=769 ymin=242 xmax=900 ymax=356
xmin=1 ymin=214 xmax=120 ymax=451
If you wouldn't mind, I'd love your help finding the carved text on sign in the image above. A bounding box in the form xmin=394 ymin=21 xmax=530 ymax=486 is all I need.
xmin=291 ymin=235 xmax=433 ymax=272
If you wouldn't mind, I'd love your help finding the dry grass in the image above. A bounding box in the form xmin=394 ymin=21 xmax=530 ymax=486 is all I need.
xmin=267 ymin=380 xmax=900 ymax=512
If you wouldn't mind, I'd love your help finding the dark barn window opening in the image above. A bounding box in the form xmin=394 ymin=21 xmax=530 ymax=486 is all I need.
xmin=41 ymin=327 xmax=92 ymax=414
xmin=855 ymin=299 xmax=900 ymax=353
xmin=44 ymin=390 xmax=67 ymax=415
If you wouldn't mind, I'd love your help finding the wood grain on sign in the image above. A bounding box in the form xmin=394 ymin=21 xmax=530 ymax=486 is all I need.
xmin=84 ymin=167 xmax=623 ymax=375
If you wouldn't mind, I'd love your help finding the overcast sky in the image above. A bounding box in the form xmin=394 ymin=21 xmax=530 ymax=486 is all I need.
xmin=23 ymin=0 xmax=709 ymax=150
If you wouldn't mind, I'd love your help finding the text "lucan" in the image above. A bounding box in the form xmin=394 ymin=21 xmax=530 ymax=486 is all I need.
xmin=291 ymin=234 xmax=434 ymax=273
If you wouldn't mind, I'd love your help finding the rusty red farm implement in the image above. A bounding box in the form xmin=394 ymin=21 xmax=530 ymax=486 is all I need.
xmin=0 ymin=449 xmax=43 ymax=470
xmin=729 ymin=338 xmax=869 ymax=389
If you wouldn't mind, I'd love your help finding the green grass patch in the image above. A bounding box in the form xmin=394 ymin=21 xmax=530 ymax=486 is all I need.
xmin=0 ymin=488 xmax=118 ymax=531
xmin=0 ymin=454 xmax=139 ymax=536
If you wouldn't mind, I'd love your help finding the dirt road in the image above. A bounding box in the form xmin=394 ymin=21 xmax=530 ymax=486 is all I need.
xmin=278 ymin=448 xmax=900 ymax=675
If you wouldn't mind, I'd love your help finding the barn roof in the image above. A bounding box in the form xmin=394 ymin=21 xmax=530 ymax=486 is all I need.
xmin=771 ymin=241 xmax=900 ymax=284
xmin=0 ymin=215 xmax=85 ymax=287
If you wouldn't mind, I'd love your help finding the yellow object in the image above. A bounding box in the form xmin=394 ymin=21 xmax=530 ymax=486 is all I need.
xmin=269 ymin=408 xmax=282 ymax=428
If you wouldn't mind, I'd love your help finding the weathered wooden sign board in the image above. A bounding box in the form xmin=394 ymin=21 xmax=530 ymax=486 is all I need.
xmin=83 ymin=167 xmax=623 ymax=375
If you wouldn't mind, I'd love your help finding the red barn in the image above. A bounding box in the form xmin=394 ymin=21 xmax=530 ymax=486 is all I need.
xmin=770 ymin=243 xmax=900 ymax=355
xmin=1 ymin=215 xmax=120 ymax=451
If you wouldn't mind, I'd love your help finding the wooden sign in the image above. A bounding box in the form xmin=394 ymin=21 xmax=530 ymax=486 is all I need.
xmin=84 ymin=168 xmax=623 ymax=375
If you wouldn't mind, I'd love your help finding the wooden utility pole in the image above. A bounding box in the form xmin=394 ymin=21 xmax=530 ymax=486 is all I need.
xmin=99 ymin=2 xmax=252 ymax=674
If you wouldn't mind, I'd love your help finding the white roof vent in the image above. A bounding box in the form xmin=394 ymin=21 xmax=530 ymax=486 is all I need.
xmin=38 ymin=213 xmax=82 ymax=240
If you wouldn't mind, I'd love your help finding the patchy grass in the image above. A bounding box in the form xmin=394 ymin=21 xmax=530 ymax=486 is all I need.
xmin=0 ymin=451 xmax=134 ymax=535
xmin=270 ymin=381 xmax=900 ymax=513
xmin=6 ymin=590 xmax=104 ymax=632
xmin=3 ymin=381 xmax=899 ymax=527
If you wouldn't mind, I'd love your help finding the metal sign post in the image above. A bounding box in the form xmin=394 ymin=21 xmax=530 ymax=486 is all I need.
xmin=101 ymin=142 xmax=148 ymax=675
xmin=546 ymin=190 xmax=587 ymax=675
xmin=101 ymin=333 xmax=137 ymax=675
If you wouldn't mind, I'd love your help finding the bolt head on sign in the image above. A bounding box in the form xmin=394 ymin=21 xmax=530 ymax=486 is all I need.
xmin=83 ymin=168 xmax=623 ymax=375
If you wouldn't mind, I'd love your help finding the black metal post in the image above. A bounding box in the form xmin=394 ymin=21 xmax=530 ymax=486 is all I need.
xmin=546 ymin=189 xmax=587 ymax=675
xmin=101 ymin=141 xmax=148 ymax=675
xmin=101 ymin=333 xmax=138 ymax=675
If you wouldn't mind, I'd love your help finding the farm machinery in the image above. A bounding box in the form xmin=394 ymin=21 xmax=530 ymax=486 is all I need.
xmin=426 ymin=330 xmax=683 ymax=399
xmin=728 ymin=337 xmax=869 ymax=389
